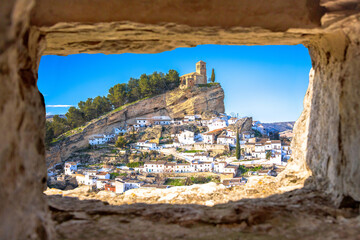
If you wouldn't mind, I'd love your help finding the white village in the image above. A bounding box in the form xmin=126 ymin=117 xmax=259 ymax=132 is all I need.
xmin=47 ymin=61 xmax=293 ymax=195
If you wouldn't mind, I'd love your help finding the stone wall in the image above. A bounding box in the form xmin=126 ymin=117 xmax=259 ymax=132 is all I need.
xmin=1 ymin=0 xmax=359 ymax=239
xmin=0 ymin=0 xmax=53 ymax=239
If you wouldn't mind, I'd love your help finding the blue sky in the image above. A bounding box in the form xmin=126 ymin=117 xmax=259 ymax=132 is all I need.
xmin=38 ymin=44 xmax=311 ymax=122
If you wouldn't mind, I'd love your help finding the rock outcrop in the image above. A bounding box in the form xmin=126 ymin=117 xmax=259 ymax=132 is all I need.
xmin=46 ymin=85 xmax=224 ymax=167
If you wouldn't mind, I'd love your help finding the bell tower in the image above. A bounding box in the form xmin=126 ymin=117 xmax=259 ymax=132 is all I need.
xmin=196 ymin=60 xmax=207 ymax=82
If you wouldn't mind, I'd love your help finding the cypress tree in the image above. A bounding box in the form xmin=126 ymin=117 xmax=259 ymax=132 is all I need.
xmin=235 ymin=128 xmax=240 ymax=160
xmin=211 ymin=68 xmax=215 ymax=83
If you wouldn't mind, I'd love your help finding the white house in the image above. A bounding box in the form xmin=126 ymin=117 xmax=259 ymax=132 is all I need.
xmin=174 ymin=163 xmax=194 ymax=173
xmin=223 ymin=165 xmax=238 ymax=175
xmin=226 ymin=129 xmax=237 ymax=138
xmin=252 ymin=151 xmax=266 ymax=159
xmin=178 ymin=130 xmax=195 ymax=145
xmin=282 ymin=144 xmax=291 ymax=161
xmin=270 ymin=140 xmax=282 ymax=153
xmin=96 ymin=179 xmax=109 ymax=189
xmin=270 ymin=152 xmax=282 ymax=165
xmin=84 ymin=169 xmax=97 ymax=176
xmin=114 ymin=127 xmax=127 ymax=135
xmin=136 ymin=140 xmax=158 ymax=150
xmin=193 ymin=162 xmax=213 ymax=172
xmin=84 ymin=174 xmax=97 ymax=185
xmin=115 ymin=178 xmax=141 ymax=194
xmin=184 ymin=115 xmax=200 ymax=122
xmin=217 ymin=135 xmax=236 ymax=146
xmin=75 ymin=174 xmax=85 ymax=184
xmin=144 ymin=161 xmax=166 ymax=173
xmin=228 ymin=117 xmax=238 ymax=125
xmin=213 ymin=162 xmax=227 ymax=173
xmin=171 ymin=119 xmax=183 ymax=125
xmin=96 ymin=172 xmax=110 ymax=180
xmin=152 ymin=116 xmax=172 ymax=125
xmin=208 ymin=119 xmax=228 ymax=131
xmin=255 ymin=143 xmax=266 ymax=152
xmin=242 ymin=132 xmax=254 ymax=139
xmin=64 ymin=162 xmax=78 ymax=175
xmin=89 ymin=134 xmax=114 ymax=145
xmin=202 ymin=132 xmax=215 ymax=144
xmin=194 ymin=153 xmax=214 ymax=162
xmin=136 ymin=118 xmax=150 ymax=127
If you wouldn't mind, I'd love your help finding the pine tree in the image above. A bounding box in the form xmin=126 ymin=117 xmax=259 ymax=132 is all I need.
xmin=211 ymin=68 xmax=215 ymax=83
xmin=235 ymin=128 xmax=241 ymax=160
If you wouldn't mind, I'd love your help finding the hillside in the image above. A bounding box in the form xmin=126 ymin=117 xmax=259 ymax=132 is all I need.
xmin=46 ymin=85 xmax=225 ymax=167
xmin=261 ymin=121 xmax=295 ymax=133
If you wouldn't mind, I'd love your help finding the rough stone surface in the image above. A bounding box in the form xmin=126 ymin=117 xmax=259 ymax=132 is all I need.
xmin=47 ymin=189 xmax=360 ymax=240
xmin=1 ymin=0 xmax=360 ymax=239
xmin=0 ymin=0 xmax=53 ymax=239
xmin=46 ymin=85 xmax=224 ymax=167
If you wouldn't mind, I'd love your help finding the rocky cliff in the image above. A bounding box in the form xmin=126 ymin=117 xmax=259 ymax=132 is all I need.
xmin=46 ymin=85 xmax=225 ymax=167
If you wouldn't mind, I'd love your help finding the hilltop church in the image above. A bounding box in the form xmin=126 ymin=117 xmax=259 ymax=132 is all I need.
xmin=180 ymin=61 xmax=207 ymax=88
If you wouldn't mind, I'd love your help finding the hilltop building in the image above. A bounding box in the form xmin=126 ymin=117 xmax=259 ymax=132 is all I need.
xmin=180 ymin=61 xmax=207 ymax=88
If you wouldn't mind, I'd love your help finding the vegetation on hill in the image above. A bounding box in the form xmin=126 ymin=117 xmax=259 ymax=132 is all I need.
xmin=210 ymin=68 xmax=215 ymax=83
xmin=45 ymin=70 xmax=180 ymax=147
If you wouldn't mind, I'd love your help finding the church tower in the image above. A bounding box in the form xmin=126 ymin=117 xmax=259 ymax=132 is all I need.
xmin=196 ymin=60 xmax=207 ymax=83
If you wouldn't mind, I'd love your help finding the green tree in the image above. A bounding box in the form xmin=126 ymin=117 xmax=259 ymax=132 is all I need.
xmin=235 ymin=128 xmax=241 ymax=160
xmin=107 ymin=83 xmax=128 ymax=108
xmin=115 ymin=136 xmax=127 ymax=148
xmin=266 ymin=151 xmax=272 ymax=160
xmin=78 ymin=98 xmax=97 ymax=121
xmin=65 ymin=106 xmax=85 ymax=128
xmin=51 ymin=115 xmax=70 ymax=137
xmin=139 ymin=74 xmax=151 ymax=97
xmin=93 ymin=96 xmax=112 ymax=117
xmin=165 ymin=69 xmax=180 ymax=89
xmin=45 ymin=121 xmax=55 ymax=147
xmin=127 ymin=78 xmax=141 ymax=102
xmin=210 ymin=68 xmax=215 ymax=83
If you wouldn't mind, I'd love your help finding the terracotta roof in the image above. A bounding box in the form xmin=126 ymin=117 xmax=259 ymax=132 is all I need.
xmin=97 ymin=172 xmax=109 ymax=175
xmin=65 ymin=162 xmax=77 ymax=165
xmin=203 ymin=128 xmax=226 ymax=135
xmin=180 ymin=72 xmax=203 ymax=77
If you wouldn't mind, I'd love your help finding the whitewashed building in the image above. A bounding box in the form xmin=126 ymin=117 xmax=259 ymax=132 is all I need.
xmin=223 ymin=165 xmax=238 ymax=175
xmin=178 ymin=130 xmax=195 ymax=145
xmin=115 ymin=178 xmax=141 ymax=194
xmin=144 ymin=161 xmax=166 ymax=173
xmin=194 ymin=153 xmax=214 ymax=162
xmin=75 ymin=174 xmax=85 ymax=184
xmin=202 ymin=132 xmax=215 ymax=144
xmin=96 ymin=179 xmax=109 ymax=189
xmin=64 ymin=162 xmax=78 ymax=175
xmin=174 ymin=163 xmax=194 ymax=173
xmin=96 ymin=172 xmax=110 ymax=180
xmin=114 ymin=127 xmax=127 ymax=135
xmin=136 ymin=140 xmax=158 ymax=150
xmin=89 ymin=134 xmax=114 ymax=145
xmin=214 ymin=162 xmax=227 ymax=173
xmin=136 ymin=118 xmax=150 ymax=127
xmin=84 ymin=174 xmax=97 ymax=185
xmin=228 ymin=117 xmax=238 ymax=125
xmin=208 ymin=119 xmax=228 ymax=131
xmin=193 ymin=162 xmax=213 ymax=172
xmin=152 ymin=116 xmax=172 ymax=125
xmin=217 ymin=136 xmax=236 ymax=146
